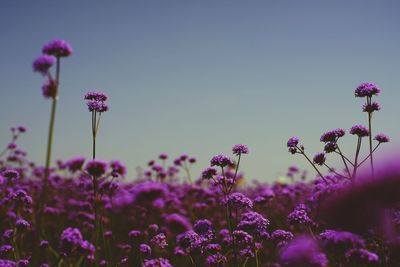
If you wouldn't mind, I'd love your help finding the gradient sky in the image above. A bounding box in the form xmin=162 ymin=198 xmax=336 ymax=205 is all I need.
xmin=1 ymin=1 xmax=399 ymax=182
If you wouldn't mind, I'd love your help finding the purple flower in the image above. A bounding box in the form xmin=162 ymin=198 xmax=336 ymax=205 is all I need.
xmin=86 ymin=100 xmax=109 ymax=113
xmin=225 ymin=192 xmax=253 ymax=209
xmin=355 ymin=82 xmax=380 ymax=98
xmin=362 ymin=101 xmax=381 ymax=113
xmin=210 ymin=154 xmax=233 ymax=167
xmin=59 ymin=227 xmax=83 ymax=254
xmin=159 ymin=153 xmax=168 ymax=160
xmin=313 ymin=152 xmax=326 ymax=166
xmin=42 ymin=79 xmax=58 ymax=99
xmin=238 ymin=211 xmax=269 ymax=238
xmin=66 ymin=156 xmax=85 ymax=173
xmin=139 ymin=244 xmax=152 ymax=255
xmin=164 ymin=213 xmax=191 ymax=233
xmin=349 ymin=124 xmax=369 ymax=137
xmin=320 ymin=128 xmax=345 ymax=143
xmin=151 ymin=233 xmax=168 ymax=249
xmin=205 ymin=253 xmax=227 ymax=267
xmin=85 ymin=160 xmax=108 ymax=177
xmin=0 ymin=245 xmax=14 ymax=255
xmin=176 ymin=230 xmax=201 ymax=250
xmin=345 ymin=248 xmax=379 ymax=265
xmin=280 ymin=236 xmax=328 ymax=267
xmin=288 ymin=205 xmax=312 ymax=225
xmin=374 ymin=133 xmax=390 ymax=143
xmin=272 ymin=230 xmax=294 ymax=242
xmin=201 ymin=167 xmax=217 ymax=180
xmin=84 ymin=91 xmax=108 ymax=101
xmin=15 ymin=218 xmax=30 ymax=230
xmin=193 ymin=219 xmax=214 ymax=238
xmin=32 ymin=55 xmax=55 ymax=75
xmin=319 ymin=230 xmax=365 ymax=249
xmin=232 ymin=230 xmax=253 ymax=245
xmin=42 ymin=39 xmax=73 ymax=58
xmin=287 ymin=137 xmax=300 ymax=148
xmin=324 ymin=142 xmax=337 ymax=153
xmin=232 ymin=144 xmax=249 ymax=156
xmin=110 ymin=160 xmax=127 ymax=176
xmin=142 ymin=258 xmax=172 ymax=267
xmin=1 ymin=170 xmax=19 ymax=179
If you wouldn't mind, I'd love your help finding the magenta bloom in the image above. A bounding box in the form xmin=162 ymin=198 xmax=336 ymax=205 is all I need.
xmin=374 ymin=133 xmax=390 ymax=143
xmin=85 ymin=160 xmax=108 ymax=177
xmin=86 ymin=100 xmax=109 ymax=113
xmin=210 ymin=154 xmax=233 ymax=167
xmin=84 ymin=91 xmax=108 ymax=102
xmin=350 ymin=125 xmax=369 ymax=137
xmin=355 ymin=82 xmax=380 ymax=98
xmin=232 ymin=144 xmax=249 ymax=156
xmin=362 ymin=102 xmax=381 ymax=113
xmin=41 ymin=79 xmax=58 ymax=99
xmin=287 ymin=137 xmax=300 ymax=148
xmin=320 ymin=128 xmax=345 ymax=143
xmin=313 ymin=152 xmax=326 ymax=166
xmin=42 ymin=39 xmax=73 ymax=58
xmin=202 ymin=167 xmax=217 ymax=180
xmin=32 ymin=55 xmax=55 ymax=75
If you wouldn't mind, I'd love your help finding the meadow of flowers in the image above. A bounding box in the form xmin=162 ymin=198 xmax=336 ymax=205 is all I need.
xmin=0 ymin=39 xmax=399 ymax=267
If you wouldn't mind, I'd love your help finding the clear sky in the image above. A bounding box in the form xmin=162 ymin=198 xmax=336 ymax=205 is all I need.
xmin=1 ymin=1 xmax=399 ymax=182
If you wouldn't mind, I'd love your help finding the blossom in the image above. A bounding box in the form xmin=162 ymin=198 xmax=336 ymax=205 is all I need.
xmin=42 ymin=79 xmax=58 ymax=99
xmin=151 ymin=233 xmax=168 ymax=249
xmin=201 ymin=167 xmax=217 ymax=180
xmin=319 ymin=230 xmax=365 ymax=250
xmin=66 ymin=156 xmax=85 ymax=173
xmin=238 ymin=211 xmax=269 ymax=239
xmin=42 ymin=39 xmax=73 ymax=58
xmin=205 ymin=253 xmax=227 ymax=267
xmin=355 ymin=82 xmax=380 ymax=97
xmin=362 ymin=101 xmax=381 ymax=113
xmin=349 ymin=125 xmax=369 ymax=137
xmin=313 ymin=152 xmax=326 ymax=166
xmin=320 ymin=128 xmax=345 ymax=143
xmin=139 ymin=244 xmax=152 ymax=255
xmin=232 ymin=144 xmax=249 ymax=156
xmin=1 ymin=170 xmax=19 ymax=180
xmin=280 ymin=236 xmax=328 ymax=267
xmin=32 ymin=55 xmax=55 ymax=75
xmin=159 ymin=153 xmax=168 ymax=160
xmin=85 ymin=160 xmax=108 ymax=177
xmin=142 ymin=258 xmax=172 ymax=267
xmin=164 ymin=213 xmax=191 ymax=233
xmin=210 ymin=154 xmax=233 ymax=167
xmin=374 ymin=133 xmax=390 ymax=143
xmin=345 ymin=248 xmax=379 ymax=265
xmin=84 ymin=91 xmax=108 ymax=101
xmin=288 ymin=205 xmax=312 ymax=225
xmin=287 ymin=137 xmax=300 ymax=148
xmin=225 ymin=192 xmax=253 ymax=209
xmin=324 ymin=142 xmax=337 ymax=153
xmin=86 ymin=100 xmax=109 ymax=113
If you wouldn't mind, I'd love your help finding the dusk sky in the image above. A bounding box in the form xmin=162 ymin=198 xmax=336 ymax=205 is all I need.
xmin=1 ymin=1 xmax=399 ymax=182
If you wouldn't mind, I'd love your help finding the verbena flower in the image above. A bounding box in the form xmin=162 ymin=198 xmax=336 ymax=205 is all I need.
xmin=349 ymin=125 xmax=369 ymax=137
xmin=362 ymin=102 xmax=381 ymax=113
xmin=42 ymin=39 xmax=73 ymax=58
xmin=324 ymin=142 xmax=337 ymax=153
xmin=151 ymin=233 xmax=168 ymax=249
xmin=201 ymin=167 xmax=217 ymax=180
xmin=320 ymin=128 xmax=345 ymax=143
xmin=287 ymin=137 xmax=300 ymax=148
xmin=313 ymin=152 xmax=326 ymax=166
xmin=41 ymin=79 xmax=58 ymax=99
xmin=210 ymin=154 xmax=233 ymax=167
xmin=32 ymin=55 xmax=56 ymax=75
xmin=232 ymin=144 xmax=249 ymax=156
xmin=85 ymin=160 xmax=108 ymax=177
xmin=142 ymin=258 xmax=172 ymax=267
xmin=225 ymin=192 xmax=253 ymax=209
xmin=355 ymin=82 xmax=380 ymax=98
xmin=374 ymin=133 xmax=390 ymax=143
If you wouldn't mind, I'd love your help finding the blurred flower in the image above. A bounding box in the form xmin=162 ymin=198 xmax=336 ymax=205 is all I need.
xmin=42 ymin=39 xmax=73 ymax=58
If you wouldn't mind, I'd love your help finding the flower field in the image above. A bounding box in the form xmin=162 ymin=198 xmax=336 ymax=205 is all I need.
xmin=1 ymin=39 xmax=399 ymax=267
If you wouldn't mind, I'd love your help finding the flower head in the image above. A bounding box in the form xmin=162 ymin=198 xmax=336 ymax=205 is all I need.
xmin=84 ymin=91 xmax=108 ymax=102
xmin=232 ymin=144 xmax=249 ymax=156
xmin=210 ymin=154 xmax=233 ymax=167
xmin=32 ymin=55 xmax=55 ymax=75
xmin=362 ymin=102 xmax=381 ymax=113
xmin=350 ymin=125 xmax=369 ymax=137
xmin=287 ymin=137 xmax=300 ymax=148
xmin=42 ymin=79 xmax=58 ymax=99
xmin=86 ymin=100 xmax=109 ymax=113
xmin=355 ymin=82 xmax=380 ymax=98
xmin=320 ymin=128 xmax=345 ymax=143
xmin=42 ymin=39 xmax=73 ymax=58
xmin=313 ymin=152 xmax=326 ymax=166
xmin=85 ymin=160 xmax=108 ymax=177
xmin=225 ymin=192 xmax=253 ymax=209
xmin=374 ymin=133 xmax=390 ymax=143
xmin=201 ymin=167 xmax=217 ymax=180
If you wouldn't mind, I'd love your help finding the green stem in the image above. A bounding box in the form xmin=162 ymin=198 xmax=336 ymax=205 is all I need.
xmin=298 ymin=147 xmax=327 ymax=183
xmin=368 ymin=111 xmax=374 ymax=176
xmin=351 ymin=137 xmax=362 ymax=180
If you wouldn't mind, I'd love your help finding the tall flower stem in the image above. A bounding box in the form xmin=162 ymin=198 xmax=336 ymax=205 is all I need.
xmin=367 ymin=108 xmax=375 ymax=176
xmin=336 ymin=145 xmax=352 ymax=176
xmin=351 ymin=137 xmax=362 ymax=180
xmin=43 ymin=57 xmax=60 ymax=210
xmin=92 ymin=111 xmax=97 ymax=160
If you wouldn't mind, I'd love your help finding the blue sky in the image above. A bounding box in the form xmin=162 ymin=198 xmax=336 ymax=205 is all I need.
xmin=1 ymin=1 xmax=399 ymax=182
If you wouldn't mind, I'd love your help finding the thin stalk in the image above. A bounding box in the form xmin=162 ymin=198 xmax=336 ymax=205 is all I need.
xmin=336 ymin=145 xmax=353 ymax=177
xmin=92 ymin=111 xmax=97 ymax=160
xmin=297 ymin=147 xmax=327 ymax=183
xmin=255 ymin=250 xmax=259 ymax=267
xmin=323 ymin=163 xmax=350 ymax=180
xmin=358 ymin=143 xmax=380 ymax=168
xmin=351 ymin=137 xmax=362 ymax=179
xmin=368 ymin=110 xmax=375 ymax=176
